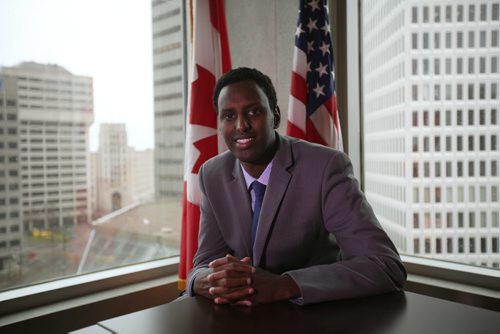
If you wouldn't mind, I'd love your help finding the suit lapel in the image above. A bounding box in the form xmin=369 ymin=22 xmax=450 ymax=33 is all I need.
xmin=253 ymin=136 xmax=294 ymax=266
xmin=230 ymin=159 xmax=254 ymax=257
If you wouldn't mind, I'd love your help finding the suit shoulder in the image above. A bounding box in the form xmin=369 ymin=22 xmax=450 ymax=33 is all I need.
xmin=200 ymin=150 xmax=234 ymax=176
xmin=286 ymin=136 xmax=347 ymax=161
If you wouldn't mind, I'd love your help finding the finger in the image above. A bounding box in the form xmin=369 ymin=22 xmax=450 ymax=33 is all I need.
xmin=209 ymin=286 xmax=254 ymax=301
xmin=210 ymin=261 xmax=255 ymax=275
xmin=208 ymin=254 xmax=240 ymax=268
xmin=234 ymin=299 xmax=253 ymax=307
xmin=214 ymin=297 xmax=230 ymax=305
xmin=207 ymin=266 xmax=253 ymax=282
xmin=207 ymin=276 xmax=251 ymax=290
xmin=241 ymin=257 xmax=252 ymax=264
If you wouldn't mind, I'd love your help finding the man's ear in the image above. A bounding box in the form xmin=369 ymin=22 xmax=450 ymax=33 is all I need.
xmin=273 ymin=106 xmax=281 ymax=129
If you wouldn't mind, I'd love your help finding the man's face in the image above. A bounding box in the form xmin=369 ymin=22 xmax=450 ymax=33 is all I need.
xmin=217 ymin=80 xmax=279 ymax=166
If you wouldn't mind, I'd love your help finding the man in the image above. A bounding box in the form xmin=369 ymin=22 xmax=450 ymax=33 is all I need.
xmin=187 ymin=67 xmax=406 ymax=306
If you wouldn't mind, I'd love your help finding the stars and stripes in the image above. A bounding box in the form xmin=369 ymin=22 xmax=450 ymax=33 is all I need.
xmin=179 ymin=0 xmax=231 ymax=290
xmin=287 ymin=0 xmax=343 ymax=150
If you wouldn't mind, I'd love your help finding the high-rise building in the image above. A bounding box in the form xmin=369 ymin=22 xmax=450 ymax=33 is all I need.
xmin=151 ymin=0 xmax=185 ymax=199
xmin=129 ymin=148 xmax=155 ymax=201
xmin=362 ymin=0 xmax=500 ymax=267
xmin=91 ymin=124 xmax=155 ymax=219
xmin=0 ymin=75 xmax=22 ymax=275
xmin=0 ymin=62 xmax=94 ymax=230
xmin=93 ymin=123 xmax=131 ymax=216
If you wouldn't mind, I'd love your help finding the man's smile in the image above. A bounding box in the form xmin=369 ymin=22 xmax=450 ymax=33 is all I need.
xmin=235 ymin=137 xmax=255 ymax=149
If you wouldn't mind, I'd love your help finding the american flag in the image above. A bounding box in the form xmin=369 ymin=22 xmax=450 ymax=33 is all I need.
xmin=287 ymin=0 xmax=343 ymax=150
xmin=179 ymin=0 xmax=231 ymax=290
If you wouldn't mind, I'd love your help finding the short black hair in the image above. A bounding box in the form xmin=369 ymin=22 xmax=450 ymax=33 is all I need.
xmin=213 ymin=67 xmax=277 ymax=112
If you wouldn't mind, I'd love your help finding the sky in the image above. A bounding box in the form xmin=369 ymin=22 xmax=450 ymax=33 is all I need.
xmin=0 ymin=0 xmax=154 ymax=151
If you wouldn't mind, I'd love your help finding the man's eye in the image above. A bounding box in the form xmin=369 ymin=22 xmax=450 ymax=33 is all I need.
xmin=223 ymin=113 xmax=234 ymax=121
xmin=247 ymin=109 xmax=260 ymax=116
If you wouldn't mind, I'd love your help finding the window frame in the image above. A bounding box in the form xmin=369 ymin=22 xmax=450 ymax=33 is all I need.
xmin=1 ymin=1 xmax=499 ymax=326
xmin=345 ymin=0 xmax=499 ymax=308
xmin=0 ymin=257 xmax=179 ymax=319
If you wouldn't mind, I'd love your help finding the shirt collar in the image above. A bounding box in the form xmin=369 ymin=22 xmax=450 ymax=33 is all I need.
xmin=240 ymin=160 xmax=273 ymax=190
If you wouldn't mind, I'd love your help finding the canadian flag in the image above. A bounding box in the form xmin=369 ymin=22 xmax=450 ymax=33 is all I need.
xmin=179 ymin=0 xmax=231 ymax=290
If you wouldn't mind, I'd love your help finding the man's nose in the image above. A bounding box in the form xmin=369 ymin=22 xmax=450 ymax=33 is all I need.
xmin=236 ymin=115 xmax=250 ymax=131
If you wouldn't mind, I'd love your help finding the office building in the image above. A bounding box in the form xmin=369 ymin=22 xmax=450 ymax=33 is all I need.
xmin=0 ymin=62 xmax=94 ymax=230
xmin=0 ymin=75 xmax=22 ymax=276
xmin=93 ymin=123 xmax=131 ymax=217
xmin=151 ymin=0 xmax=185 ymax=199
xmin=129 ymin=148 xmax=155 ymax=201
xmin=362 ymin=0 xmax=500 ymax=267
xmin=91 ymin=124 xmax=155 ymax=219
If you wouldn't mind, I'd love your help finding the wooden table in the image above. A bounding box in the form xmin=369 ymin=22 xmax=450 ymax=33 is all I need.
xmin=73 ymin=291 xmax=499 ymax=334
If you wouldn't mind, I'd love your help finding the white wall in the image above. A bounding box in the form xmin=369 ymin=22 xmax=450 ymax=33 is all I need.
xmin=225 ymin=0 xmax=298 ymax=134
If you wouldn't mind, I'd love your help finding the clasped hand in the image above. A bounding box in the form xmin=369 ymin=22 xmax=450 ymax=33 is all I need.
xmin=193 ymin=254 xmax=300 ymax=307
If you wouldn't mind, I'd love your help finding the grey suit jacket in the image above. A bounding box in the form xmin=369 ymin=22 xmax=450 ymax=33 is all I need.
xmin=187 ymin=134 xmax=406 ymax=304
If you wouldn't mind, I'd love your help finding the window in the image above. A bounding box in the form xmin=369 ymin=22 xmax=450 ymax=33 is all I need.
xmin=469 ymin=4 xmax=475 ymax=21
xmin=457 ymin=58 xmax=463 ymax=74
xmin=480 ymin=57 xmax=486 ymax=73
xmin=468 ymin=161 xmax=475 ymax=177
xmin=0 ymin=1 xmax=184 ymax=294
xmin=445 ymin=32 xmax=452 ymax=48
xmin=423 ymin=59 xmax=429 ymax=74
xmin=434 ymin=136 xmax=441 ymax=152
xmin=445 ymin=5 xmax=451 ymax=22
xmin=361 ymin=1 xmax=500 ymax=271
xmin=468 ymin=83 xmax=474 ymax=99
xmin=412 ymin=7 xmax=418 ymax=23
xmin=457 ymin=109 xmax=463 ymax=125
xmin=480 ymin=31 xmax=486 ymax=47
xmin=457 ymin=32 xmax=463 ymax=48
xmin=480 ymin=109 xmax=486 ymax=125
xmin=1 ymin=0 xmax=498 ymax=318
xmin=468 ymin=135 xmax=474 ymax=151
xmin=435 ymin=161 xmax=441 ymax=177
xmin=468 ymin=57 xmax=475 ymax=73
xmin=435 ymin=33 xmax=441 ymax=49
xmin=468 ymin=109 xmax=474 ymax=125
xmin=423 ymin=110 xmax=429 ymax=126
xmin=470 ymin=212 xmax=476 ymax=228
xmin=412 ymin=59 xmax=418 ymax=75
xmin=434 ymin=110 xmax=440 ymax=126
xmin=468 ymin=31 xmax=475 ymax=48
xmin=480 ymin=4 xmax=487 ymax=21
xmin=457 ymin=161 xmax=463 ymax=177
xmin=434 ymin=6 xmax=440 ymax=23
xmin=457 ymin=5 xmax=464 ymax=22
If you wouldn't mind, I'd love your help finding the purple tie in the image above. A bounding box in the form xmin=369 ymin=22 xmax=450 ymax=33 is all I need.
xmin=250 ymin=181 xmax=266 ymax=246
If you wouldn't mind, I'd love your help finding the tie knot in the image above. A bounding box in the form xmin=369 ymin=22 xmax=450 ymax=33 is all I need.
xmin=251 ymin=181 xmax=266 ymax=200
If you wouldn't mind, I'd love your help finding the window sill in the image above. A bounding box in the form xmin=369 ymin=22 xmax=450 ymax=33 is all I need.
xmin=2 ymin=255 xmax=499 ymax=331
xmin=0 ymin=256 xmax=180 ymax=327
xmin=402 ymin=255 xmax=500 ymax=311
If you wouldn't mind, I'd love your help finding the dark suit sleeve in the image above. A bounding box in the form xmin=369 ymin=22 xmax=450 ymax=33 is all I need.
xmin=186 ymin=164 xmax=231 ymax=296
xmin=284 ymin=152 xmax=406 ymax=304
